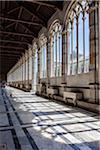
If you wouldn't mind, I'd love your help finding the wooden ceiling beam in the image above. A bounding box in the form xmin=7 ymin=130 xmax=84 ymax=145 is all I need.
xmin=18 ymin=22 xmax=35 ymax=35
xmin=1 ymin=36 xmax=32 ymax=44
xmin=15 ymin=6 xmax=23 ymax=30
xmin=0 ymin=50 xmax=22 ymax=54
xmin=0 ymin=50 xmax=24 ymax=54
xmin=0 ymin=50 xmax=25 ymax=55
xmin=0 ymin=39 xmax=28 ymax=45
xmin=29 ymin=1 xmax=59 ymax=10
xmin=0 ymin=45 xmax=25 ymax=50
xmin=0 ymin=31 xmax=34 ymax=38
xmin=22 ymin=5 xmax=46 ymax=26
xmin=0 ymin=57 xmax=19 ymax=60
xmin=0 ymin=48 xmax=25 ymax=52
xmin=0 ymin=16 xmax=43 ymax=27
xmin=12 ymin=1 xmax=46 ymax=25
xmin=7 ymin=7 xmax=20 ymax=14
xmin=21 ymin=28 xmax=29 ymax=43
xmin=36 ymin=5 xmax=41 ymax=12
xmin=5 ymin=22 xmax=16 ymax=29
xmin=0 ymin=53 xmax=21 ymax=57
xmin=0 ymin=49 xmax=23 ymax=55
xmin=0 ymin=65 xmax=15 ymax=67
xmin=1 ymin=59 xmax=18 ymax=62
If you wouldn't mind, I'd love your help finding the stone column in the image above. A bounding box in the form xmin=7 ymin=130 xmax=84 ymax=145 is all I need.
xmin=24 ymin=53 xmax=26 ymax=88
xmin=37 ymin=48 xmax=40 ymax=84
xmin=89 ymin=1 xmax=99 ymax=103
xmin=37 ymin=48 xmax=42 ymax=94
xmin=98 ymin=1 xmax=100 ymax=103
xmin=95 ymin=1 xmax=100 ymax=103
xmin=27 ymin=51 xmax=30 ymax=90
xmin=25 ymin=51 xmax=29 ymax=90
xmin=29 ymin=49 xmax=32 ymax=90
xmin=95 ymin=1 xmax=100 ymax=104
xmin=22 ymin=56 xmax=23 ymax=87
xmin=47 ymin=38 xmax=50 ymax=86
xmin=31 ymin=48 xmax=34 ymax=92
xmin=19 ymin=59 xmax=22 ymax=88
xmin=16 ymin=63 xmax=18 ymax=87
xmin=17 ymin=60 xmax=20 ymax=87
xmin=62 ymin=27 xmax=67 ymax=84
xmin=22 ymin=54 xmax=25 ymax=87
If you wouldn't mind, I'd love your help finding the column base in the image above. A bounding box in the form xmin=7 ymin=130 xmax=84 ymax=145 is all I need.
xmin=30 ymin=90 xmax=36 ymax=94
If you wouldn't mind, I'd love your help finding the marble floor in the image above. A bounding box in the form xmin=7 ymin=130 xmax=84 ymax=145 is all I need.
xmin=0 ymin=86 xmax=100 ymax=150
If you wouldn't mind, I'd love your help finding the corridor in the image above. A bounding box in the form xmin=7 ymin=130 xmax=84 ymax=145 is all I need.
xmin=0 ymin=87 xmax=100 ymax=150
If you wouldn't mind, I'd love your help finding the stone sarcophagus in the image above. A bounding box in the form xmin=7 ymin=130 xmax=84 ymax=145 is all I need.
xmin=47 ymin=87 xmax=58 ymax=98
xmin=63 ymin=91 xmax=83 ymax=106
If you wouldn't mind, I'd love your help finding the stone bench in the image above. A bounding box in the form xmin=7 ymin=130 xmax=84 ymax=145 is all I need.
xmin=63 ymin=91 xmax=82 ymax=106
xmin=47 ymin=88 xmax=58 ymax=98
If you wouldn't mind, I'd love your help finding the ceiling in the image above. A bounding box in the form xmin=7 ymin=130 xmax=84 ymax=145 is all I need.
xmin=0 ymin=0 xmax=63 ymax=74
